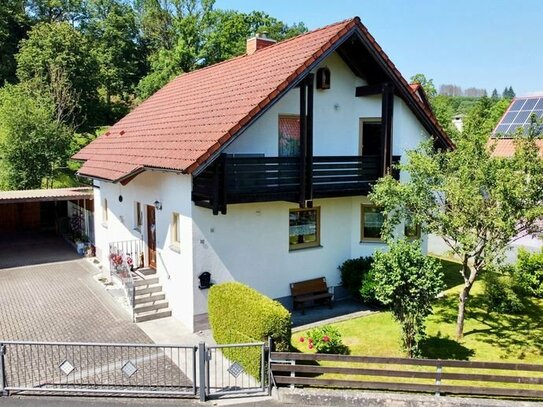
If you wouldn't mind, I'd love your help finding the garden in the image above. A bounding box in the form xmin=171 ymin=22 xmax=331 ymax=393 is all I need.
xmin=293 ymin=250 xmax=543 ymax=364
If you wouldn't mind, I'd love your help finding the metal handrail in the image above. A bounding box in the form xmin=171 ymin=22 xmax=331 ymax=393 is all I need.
xmin=157 ymin=250 xmax=171 ymax=280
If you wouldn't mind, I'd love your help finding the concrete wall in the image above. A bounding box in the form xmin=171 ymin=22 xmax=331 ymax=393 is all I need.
xmin=93 ymin=172 xmax=195 ymax=330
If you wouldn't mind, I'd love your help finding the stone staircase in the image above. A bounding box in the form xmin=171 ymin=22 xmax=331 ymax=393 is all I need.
xmin=132 ymin=268 xmax=172 ymax=322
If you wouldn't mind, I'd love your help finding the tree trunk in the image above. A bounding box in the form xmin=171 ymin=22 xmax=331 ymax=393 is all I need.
xmin=456 ymin=257 xmax=474 ymax=340
xmin=456 ymin=283 xmax=471 ymax=339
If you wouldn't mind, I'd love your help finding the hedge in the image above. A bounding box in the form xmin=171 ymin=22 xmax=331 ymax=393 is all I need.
xmin=208 ymin=282 xmax=291 ymax=378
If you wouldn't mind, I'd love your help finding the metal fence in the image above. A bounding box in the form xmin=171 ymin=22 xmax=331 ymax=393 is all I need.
xmin=0 ymin=341 xmax=197 ymax=397
xmin=0 ymin=340 xmax=269 ymax=401
xmin=200 ymin=342 xmax=268 ymax=400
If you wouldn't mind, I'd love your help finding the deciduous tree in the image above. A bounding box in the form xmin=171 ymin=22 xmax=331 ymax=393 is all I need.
xmin=0 ymin=83 xmax=72 ymax=189
xmin=370 ymin=123 xmax=543 ymax=339
xmin=16 ymin=21 xmax=100 ymax=129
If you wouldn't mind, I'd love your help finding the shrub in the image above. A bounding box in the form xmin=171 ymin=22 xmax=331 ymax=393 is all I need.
xmin=208 ymin=282 xmax=291 ymax=378
xmin=301 ymin=325 xmax=349 ymax=354
xmin=338 ymin=256 xmax=376 ymax=302
xmin=371 ymin=239 xmax=444 ymax=358
xmin=483 ymin=268 xmax=526 ymax=314
xmin=515 ymin=248 xmax=543 ymax=298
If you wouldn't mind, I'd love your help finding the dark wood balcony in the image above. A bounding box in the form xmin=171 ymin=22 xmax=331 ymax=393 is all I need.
xmin=192 ymin=154 xmax=400 ymax=214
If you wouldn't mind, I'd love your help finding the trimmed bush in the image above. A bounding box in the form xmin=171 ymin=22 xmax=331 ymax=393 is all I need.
xmin=483 ymin=268 xmax=526 ymax=314
xmin=515 ymin=248 xmax=543 ymax=298
xmin=338 ymin=256 xmax=376 ymax=302
xmin=208 ymin=282 xmax=291 ymax=378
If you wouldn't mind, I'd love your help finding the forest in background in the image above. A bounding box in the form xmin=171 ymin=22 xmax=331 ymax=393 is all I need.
xmin=0 ymin=1 xmax=511 ymax=190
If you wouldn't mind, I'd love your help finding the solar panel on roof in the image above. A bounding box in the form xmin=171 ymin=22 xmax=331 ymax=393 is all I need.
xmin=493 ymin=96 xmax=543 ymax=136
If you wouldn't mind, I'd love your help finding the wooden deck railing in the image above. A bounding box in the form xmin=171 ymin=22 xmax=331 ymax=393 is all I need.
xmin=270 ymin=352 xmax=543 ymax=399
xmin=192 ymin=154 xmax=400 ymax=213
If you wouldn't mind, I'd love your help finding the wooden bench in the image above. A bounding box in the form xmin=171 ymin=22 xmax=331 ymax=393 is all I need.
xmin=290 ymin=277 xmax=333 ymax=314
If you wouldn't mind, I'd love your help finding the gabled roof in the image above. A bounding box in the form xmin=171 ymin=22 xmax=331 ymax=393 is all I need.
xmin=74 ymin=17 xmax=453 ymax=183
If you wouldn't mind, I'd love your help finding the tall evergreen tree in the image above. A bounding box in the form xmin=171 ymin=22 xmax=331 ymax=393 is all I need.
xmin=491 ymin=88 xmax=499 ymax=99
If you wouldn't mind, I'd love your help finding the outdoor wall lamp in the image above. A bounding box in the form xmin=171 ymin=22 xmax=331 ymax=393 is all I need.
xmin=154 ymin=200 xmax=162 ymax=211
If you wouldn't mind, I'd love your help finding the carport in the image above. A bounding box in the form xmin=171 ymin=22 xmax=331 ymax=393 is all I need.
xmin=0 ymin=187 xmax=94 ymax=236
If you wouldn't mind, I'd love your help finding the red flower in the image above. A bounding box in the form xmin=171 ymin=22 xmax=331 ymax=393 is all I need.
xmin=308 ymin=338 xmax=313 ymax=343
xmin=322 ymin=336 xmax=330 ymax=342
xmin=299 ymin=337 xmax=305 ymax=343
xmin=308 ymin=343 xmax=313 ymax=349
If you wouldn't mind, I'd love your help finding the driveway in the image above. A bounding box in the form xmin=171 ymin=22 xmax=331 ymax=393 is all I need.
xmin=0 ymin=231 xmax=81 ymax=269
xmin=0 ymin=232 xmax=150 ymax=343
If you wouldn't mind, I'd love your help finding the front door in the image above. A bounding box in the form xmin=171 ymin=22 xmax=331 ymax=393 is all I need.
xmin=146 ymin=205 xmax=157 ymax=269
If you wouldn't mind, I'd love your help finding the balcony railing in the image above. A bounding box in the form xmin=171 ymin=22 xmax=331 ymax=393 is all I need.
xmin=192 ymin=154 xmax=400 ymax=213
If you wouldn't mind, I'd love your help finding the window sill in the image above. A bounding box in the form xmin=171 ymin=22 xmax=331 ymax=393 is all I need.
xmin=360 ymin=239 xmax=386 ymax=244
xmin=289 ymin=244 xmax=323 ymax=252
xmin=101 ymin=223 xmax=108 ymax=229
xmin=169 ymin=244 xmax=181 ymax=253
xmin=133 ymin=227 xmax=142 ymax=233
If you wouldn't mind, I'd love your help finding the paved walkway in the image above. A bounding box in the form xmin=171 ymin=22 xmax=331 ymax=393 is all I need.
xmin=0 ymin=251 xmax=150 ymax=343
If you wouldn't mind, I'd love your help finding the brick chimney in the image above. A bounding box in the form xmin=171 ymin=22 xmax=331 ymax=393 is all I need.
xmin=246 ymin=32 xmax=276 ymax=55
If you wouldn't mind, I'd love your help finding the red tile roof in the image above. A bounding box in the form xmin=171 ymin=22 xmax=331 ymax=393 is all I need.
xmin=491 ymin=138 xmax=543 ymax=157
xmin=74 ymin=17 xmax=452 ymax=182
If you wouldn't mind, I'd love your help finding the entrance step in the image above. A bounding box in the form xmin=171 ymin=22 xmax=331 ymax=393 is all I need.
xmin=134 ymin=292 xmax=165 ymax=305
xmin=136 ymin=267 xmax=156 ymax=276
xmin=133 ymin=277 xmax=159 ymax=287
xmin=134 ymin=284 xmax=162 ymax=296
xmin=135 ymin=308 xmax=172 ymax=323
xmin=134 ymin=299 xmax=169 ymax=314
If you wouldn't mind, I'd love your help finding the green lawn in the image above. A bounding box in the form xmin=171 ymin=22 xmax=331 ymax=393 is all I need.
xmin=293 ymin=257 xmax=543 ymax=364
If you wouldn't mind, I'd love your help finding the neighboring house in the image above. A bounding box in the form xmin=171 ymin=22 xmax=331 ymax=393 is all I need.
xmin=73 ymin=17 xmax=453 ymax=331
xmin=429 ymin=95 xmax=543 ymax=261
xmin=493 ymin=95 xmax=543 ymax=262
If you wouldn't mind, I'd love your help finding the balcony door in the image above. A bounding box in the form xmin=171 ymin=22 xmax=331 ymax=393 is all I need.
xmin=359 ymin=119 xmax=382 ymax=157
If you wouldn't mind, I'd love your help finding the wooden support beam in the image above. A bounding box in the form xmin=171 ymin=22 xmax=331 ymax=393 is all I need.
xmin=355 ymin=83 xmax=385 ymax=97
xmin=306 ymin=74 xmax=314 ymax=203
xmin=299 ymin=75 xmax=307 ymax=207
xmin=381 ymin=82 xmax=394 ymax=175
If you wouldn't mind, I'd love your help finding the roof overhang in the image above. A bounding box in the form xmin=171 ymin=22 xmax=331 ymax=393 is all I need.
xmin=0 ymin=187 xmax=94 ymax=204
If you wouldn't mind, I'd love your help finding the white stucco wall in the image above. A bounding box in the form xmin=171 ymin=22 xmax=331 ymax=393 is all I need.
xmin=93 ymin=172 xmax=195 ymax=330
xmin=94 ymin=50 xmax=435 ymax=330
xmin=225 ymin=52 xmax=429 ymax=159
xmin=192 ymin=196 xmax=387 ymax=316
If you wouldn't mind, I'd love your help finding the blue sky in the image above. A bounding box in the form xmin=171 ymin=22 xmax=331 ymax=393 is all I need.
xmin=214 ymin=0 xmax=542 ymax=96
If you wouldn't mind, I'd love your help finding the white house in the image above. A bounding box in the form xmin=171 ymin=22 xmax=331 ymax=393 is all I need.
xmin=74 ymin=17 xmax=453 ymax=331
